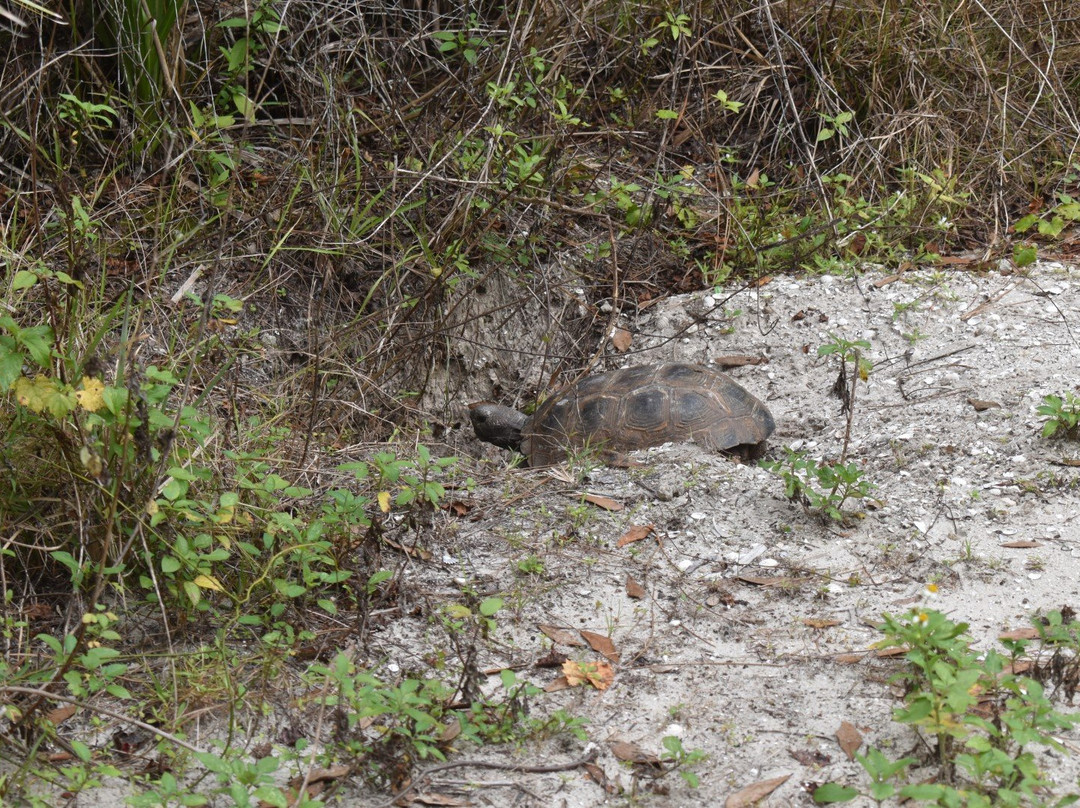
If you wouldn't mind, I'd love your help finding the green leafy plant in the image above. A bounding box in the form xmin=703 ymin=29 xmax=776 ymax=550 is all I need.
xmin=762 ymin=448 xmax=876 ymax=522
xmin=1037 ymin=392 xmax=1080 ymax=440
xmin=814 ymin=609 xmax=1080 ymax=805
xmin=660 ymin=735 xmax=707 ymax=788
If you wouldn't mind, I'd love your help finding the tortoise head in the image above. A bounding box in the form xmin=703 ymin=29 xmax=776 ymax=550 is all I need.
xmin=469 ymin=402 xmax=529 ymax=453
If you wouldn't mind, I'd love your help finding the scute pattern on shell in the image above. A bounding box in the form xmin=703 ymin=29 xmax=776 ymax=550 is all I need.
xmin=519 ymin=363 xmax=774 ymax=466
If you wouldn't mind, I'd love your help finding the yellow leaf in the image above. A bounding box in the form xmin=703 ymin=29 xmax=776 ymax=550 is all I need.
xmin=14 ymin=375 xmax=71 ymax=416
xmin=75 ymin=376 xmax=105 ymax=412
xmin=378 ymin=491 xmax=391 ymax=513
xmin=193 ymin=574 xmax=224 ymax=592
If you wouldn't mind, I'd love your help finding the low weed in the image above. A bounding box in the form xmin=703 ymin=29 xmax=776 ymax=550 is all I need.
xmin=762 ymin=449 xmax=876 ymax=522
xmin=1037 ymin=393 xmax=1080 ymax=441
xmin=814 ymin=609 xmax=1080 ymax=806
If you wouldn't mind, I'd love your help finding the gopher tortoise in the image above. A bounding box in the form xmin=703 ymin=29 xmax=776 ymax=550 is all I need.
xmin=469 ymin=362 xmax=775 ymax=466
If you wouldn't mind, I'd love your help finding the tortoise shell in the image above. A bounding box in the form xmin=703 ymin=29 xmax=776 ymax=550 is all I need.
xmin=517 ymin=362 xmax=774 ymax=466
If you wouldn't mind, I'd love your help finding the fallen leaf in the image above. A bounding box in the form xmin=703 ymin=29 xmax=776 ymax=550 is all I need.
xmin=608 ymin=739 xmax=660 ymax=765
xmin=625 ymin=575 xmax=646 ymax=599
xmin=23 ymin=602 xmax=52 ymax=620
xmin=584 ymin=761 xmax=611 ymax=791
xmin=442 ymin=500 xmax=470 ymax=516
xmin=617 ymin=523 xmax=655 ymax=547
xmin=833 ymin=653 xmax=864 ymax=665
xmin=45 ymin=705 xmax=77 ymax=726
xmin=836 ymin=721 xmax=862 ymax=760
xmin=611 ymin=327 xmax=633 ymax=352
xmin=789 ymin=748 xmax=831 ymax=766
xmin=544 ymin=676 xmax=571 ymax=692
xmin=872 ymin=274 xmax=903 ymax=288
xmin=803 ymin=618 xmax=842 ymax=630
xmin=583 ymin=493 xmax=623 ymax=511
xmin=535 ymin=649 xmax=568 ymax=668
xmin=999 ymin=627 xmax=1040 ymax=641
xmin=539 ymin=624 xmax=585 ymax=647
xmin=725 ymin=773 xmax=791 ymax=807
xmin=736 ymin=575 xmax=786 ymax=587
xmin=876 ymin=646 xmax=908 ymax=658
xmin=439 ymin=718 xmax=461 ymax=742
xmin=563 ymin=659 xmax=615 ymax=690
xmin=580 ymin=630 xmax=620 ymax=661
xmin=1000 ymin=540 xmax=1042 ymax=549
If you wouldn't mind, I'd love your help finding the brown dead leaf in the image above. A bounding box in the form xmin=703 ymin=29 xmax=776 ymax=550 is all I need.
xmin=725 ymin=773 xmax=791 ymax=807
xmin=584 ymin=761 xmax=611 ymax=791
xmin=44 ymin=705 xmax=77 ymax=726
xmin=439 ymin=718 xmax=461 ymax=742
xmin=442 ymin=500 xmax=470 ymax=517
xmin=876 ymin=646 xmax=908 ymax=658
xmin=872 ymin=274 xmax=903 ymax=288
xmin=583 ymin=493 xmax=623 ymax=511
xmin=617 ymin=523 xmax=655 ymax=547
xmin=836 ymin=721 xmax=862 ymax=760
xmin=539 ymin=624 xmax=585 ymax=647
xmin=999 ymin=627 xmax=1040 ymax=641
xmin=611 ymin=327 xmax=633 ymax=353
xmin=833 ymin=653 xmax=864 ymax=665
xmin=563 ymin=659 xmax=615 ymax=690
xmin=23 ymin=602 xmax=53 ymax=620
xmin=736 ymin=574 xmax=786 ymax=587
xmin=803 ymin=618 xmax=842 ymax=630
xmin=789 ymin=748 xmax=831 ymax=766
xmin=609 ymin=739 xmax=660 ymax=765
xmin=967 ymin=398 xmax=1001 ymax=412
xmin=535 ymin=649 xmax=568 ymax=668
xmin=544 ymin=676 xmax=571 ymax=692
xmin=1000 ymin=540 xmax=1042 ymax=549
xmin=713 ymin=354 xmax=767 ymax=368
xmin=625 ymin=574 xmax=646 ymax=599
xmin=272 ymin=766 xmax=352 ymax=808
xmin=580 ymin=630 xmax=620 ymax=662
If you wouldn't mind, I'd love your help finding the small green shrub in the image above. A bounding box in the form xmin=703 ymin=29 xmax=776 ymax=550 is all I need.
xmin=762 ymin=449 xmax=876 ymax=521
xmin=814 ymin=609 xmax=1080 ymax=806
xmin=1037 ymin=393 xmax=1080 ymax=440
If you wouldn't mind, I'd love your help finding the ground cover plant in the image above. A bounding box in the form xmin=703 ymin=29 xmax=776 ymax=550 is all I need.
xmin=2 ymin=0 xmax=1080 ymax=803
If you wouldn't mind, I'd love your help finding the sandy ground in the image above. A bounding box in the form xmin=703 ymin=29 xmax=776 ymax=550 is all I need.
xmin=407 ymin=263 xmax=1080 ymax=807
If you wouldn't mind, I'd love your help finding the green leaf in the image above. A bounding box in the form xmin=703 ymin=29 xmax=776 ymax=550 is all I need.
xmin=655 ymin=109 xmax=679 ymax=120
xmin=12 ymin=270 xmax=38 ymax=290
xmin=813 ymin=783 xmax=858 ymax=803
xmin=183 ymin=580 xmax=202 ymax=606
xmin=1013 ymin=244 xmax=1037 ymax=267
xmin=479 ymin=597 xmax=503 ymax=616
xmin=18 ymin=324 xmax=54 ymax=366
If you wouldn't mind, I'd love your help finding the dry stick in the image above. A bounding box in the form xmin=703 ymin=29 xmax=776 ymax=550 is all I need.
xmin=840 ymin=348 xmax=859 ymax=464
xmin=2 ymin=686 xmax=208 ymax=756
xmin=370 ymin=749 xmax=599 ymax=808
